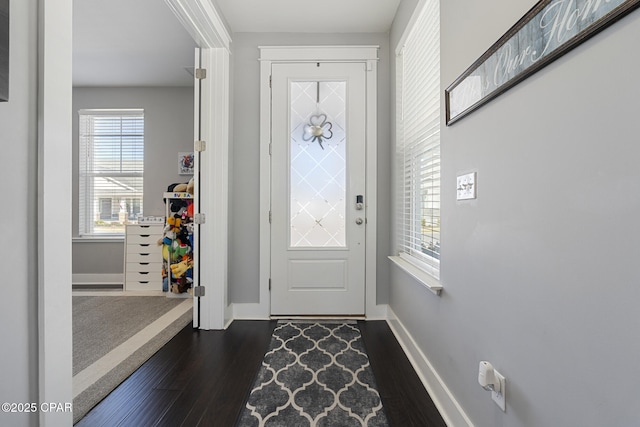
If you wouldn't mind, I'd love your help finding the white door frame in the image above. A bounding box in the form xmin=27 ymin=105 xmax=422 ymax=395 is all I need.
xmin=253 ymin=46 xmax=386 ymax=319
xmin=165 ymin=0 xmax=233 ymax=330
xmin=39 ymin=1 xmax=73 ymax=424
xmin=270 ymin=62 xmax=367 ymax=315
xmin=41 ymin=3 xmax=231 ymax=424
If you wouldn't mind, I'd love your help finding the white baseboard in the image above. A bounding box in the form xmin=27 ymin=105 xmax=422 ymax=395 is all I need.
xmin=72 ymin=273 xmax=124 ymax=286
xmin=232 ymin=302 xmax=270 ymax=320
xmin=231 ymin=302 xmax=390 ymax=321
xmin=386 ymin=307 xmax=474 ymax=427
xmin=365 ymin=303 xmax=388 ymax=320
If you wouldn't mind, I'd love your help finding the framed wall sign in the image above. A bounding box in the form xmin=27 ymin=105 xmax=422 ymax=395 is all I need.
xmin=445 ymin=0 xmax=640 ymax=125
xmin=0 ymin=0 xmax=8 ymax=102
xmin=178 ymin=152 xmax=194 ymax=175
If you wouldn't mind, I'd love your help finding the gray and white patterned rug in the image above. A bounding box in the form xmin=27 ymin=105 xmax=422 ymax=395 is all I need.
xmin=237 ymin=320 xmax=389 ymax=427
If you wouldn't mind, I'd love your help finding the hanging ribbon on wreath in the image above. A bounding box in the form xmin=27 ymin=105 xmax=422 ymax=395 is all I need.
xmin=302 ymin=82 xmax=333 ymax=149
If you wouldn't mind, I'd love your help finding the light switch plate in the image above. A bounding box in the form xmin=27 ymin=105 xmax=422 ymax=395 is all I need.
xmin=457 ymin=172 xmax=476 ymax=200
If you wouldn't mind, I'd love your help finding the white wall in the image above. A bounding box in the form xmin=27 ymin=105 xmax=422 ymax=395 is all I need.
xmin=228 ymin=32 xmax=392 ymax=304
xmin=0 ymin=1 xmax=39 ymax=425
xmin=390 ymin=1 xmax=640 ymax=426
xmin=72 ymin=87 xmax=193 ymax=276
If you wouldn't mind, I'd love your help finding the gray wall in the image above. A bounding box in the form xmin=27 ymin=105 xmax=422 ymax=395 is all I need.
xmin=72 ymin=87 xmax=193 ymax=275
xmin=0 ymin=1 xmax=39 ymax=425
xmin=390 ymin=1 xmax=640 ymax=426
xmin=5 ymin=2 xmax=638 ymax=425
xmin=228 ymin=32 xmax=392 ymax=303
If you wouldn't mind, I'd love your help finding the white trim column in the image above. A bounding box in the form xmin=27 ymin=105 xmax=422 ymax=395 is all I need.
xmin=364 ymin=57 xmax=386 ymax=320
xmin=166 ymin=0 xmax=232 ymax=330
xmin=39 ymin=0 xmax=73 ymax=425
xmin=198 ymin=47 xmax=231 ymax=329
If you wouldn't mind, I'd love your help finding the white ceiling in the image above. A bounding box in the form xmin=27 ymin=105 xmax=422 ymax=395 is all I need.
xmin=215 ymin=0 xmax=402 ymax=33
xmin=73 ymin=0 xmax=197 ymax=87
xmin=73 ymin=0 xmax=401 ymax=87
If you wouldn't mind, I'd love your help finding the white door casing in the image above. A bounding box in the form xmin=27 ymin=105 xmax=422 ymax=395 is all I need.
xmin=191 ymin=48 xmax=201 ymax=327
xmin=256 ymin=45 xmax=384 ymax=320
xmin=165 ymin=0 xmax=232 ymax=329
xmin=258 ymin=45 xmax=387 ymax=319
xmin=270 ymin=62 xmax=366 ymax=315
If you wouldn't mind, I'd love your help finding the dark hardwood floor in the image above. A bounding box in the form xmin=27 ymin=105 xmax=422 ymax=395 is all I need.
xmin=359 ymin=321 xmax=447 ymax=427
xmin=76 ymin=320 xmax=446 ymax=427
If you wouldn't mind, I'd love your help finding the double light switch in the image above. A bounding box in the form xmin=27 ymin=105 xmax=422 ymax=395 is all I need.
xmin=457 ymin=172 xmax=476 ymax=200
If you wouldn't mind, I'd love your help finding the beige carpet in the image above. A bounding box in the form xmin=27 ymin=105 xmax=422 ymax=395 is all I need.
xmin=72 ymin=295 xmax=192 ymax=424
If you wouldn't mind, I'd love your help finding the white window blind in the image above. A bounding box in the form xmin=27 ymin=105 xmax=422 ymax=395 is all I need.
xmin=396 ymin=0 xmax=441 ymax=278
xmin=79 ymin=109 xmax=144 ymax=236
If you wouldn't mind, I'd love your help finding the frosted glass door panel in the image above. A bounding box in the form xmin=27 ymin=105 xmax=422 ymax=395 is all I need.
xmin=290 ymin=81 xmax=346 ymax=247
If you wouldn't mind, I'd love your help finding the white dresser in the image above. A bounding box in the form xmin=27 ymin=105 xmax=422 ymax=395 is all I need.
xmin=124 ymin=224 xmax=163 ymax=291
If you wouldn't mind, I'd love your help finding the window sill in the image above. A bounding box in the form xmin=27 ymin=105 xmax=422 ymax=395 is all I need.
xmin=389 ymin=255 xmax=443 ymax=296
xmin=72 ymin=236 xmax=125 ymax=243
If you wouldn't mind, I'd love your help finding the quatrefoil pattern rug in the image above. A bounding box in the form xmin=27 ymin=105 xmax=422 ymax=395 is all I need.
xmin=237 ymin=321 xmax=389 ymax=427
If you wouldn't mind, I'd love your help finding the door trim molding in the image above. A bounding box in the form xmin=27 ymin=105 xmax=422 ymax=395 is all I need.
xmin=39 ymin=1 xmax=74 ymax=423
xmin=258 ymin=46 xmax=384 ymax=319
xmin=166 ymin=0 xmax=232 ymax=329
xmin=165 ymin=0 xmax=231 ymax=51
xmin=259 ymin=45 xmax=378 ymax=62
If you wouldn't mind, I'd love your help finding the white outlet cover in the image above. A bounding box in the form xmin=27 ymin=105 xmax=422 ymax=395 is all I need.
xmin=457 ymin=172 xmax=476 ymax=200
xmin=491 ymin=370 xmax=506 ymax=411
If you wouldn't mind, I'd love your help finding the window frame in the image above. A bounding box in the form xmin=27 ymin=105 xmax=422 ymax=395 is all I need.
xmin=78 ymin=108 xmax=145 ymax=237
xmin=395 ymin=0 xmax=441 ymax=282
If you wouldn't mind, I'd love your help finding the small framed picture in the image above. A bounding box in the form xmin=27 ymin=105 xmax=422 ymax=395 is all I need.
xmin=178 ymin=152 xmax=194 ymax=175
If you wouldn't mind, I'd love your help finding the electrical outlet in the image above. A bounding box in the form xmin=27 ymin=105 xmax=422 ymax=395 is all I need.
xmin=491 ymin=369 xmax=506 ymax=411
xmin=456 ymin=172 xmax=476 ymax=200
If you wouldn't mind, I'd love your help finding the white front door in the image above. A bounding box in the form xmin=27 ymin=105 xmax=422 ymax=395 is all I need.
xmin=270 ymin=62 xmax=367 ymax=315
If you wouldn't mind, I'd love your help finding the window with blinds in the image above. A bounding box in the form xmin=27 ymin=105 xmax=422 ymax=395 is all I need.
xmin=396 ymin=0 xmax=441 ymax=278
xmin=78 ymin=109 xmax=144 ymax=236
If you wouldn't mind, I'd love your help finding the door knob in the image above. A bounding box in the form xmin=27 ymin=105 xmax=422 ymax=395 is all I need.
xmin=355 ymin=218 xmax=364 ymax=225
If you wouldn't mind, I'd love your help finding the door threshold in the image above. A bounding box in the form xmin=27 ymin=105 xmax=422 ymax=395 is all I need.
xmin=270 ymin=315 xmax=366 ymax=321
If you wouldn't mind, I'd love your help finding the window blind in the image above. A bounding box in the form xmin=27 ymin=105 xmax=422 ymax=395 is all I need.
xmin=396 ymin=0 xmax=441 ymax=277
xmin=78 ymin=109 xmax=144 ymax=236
